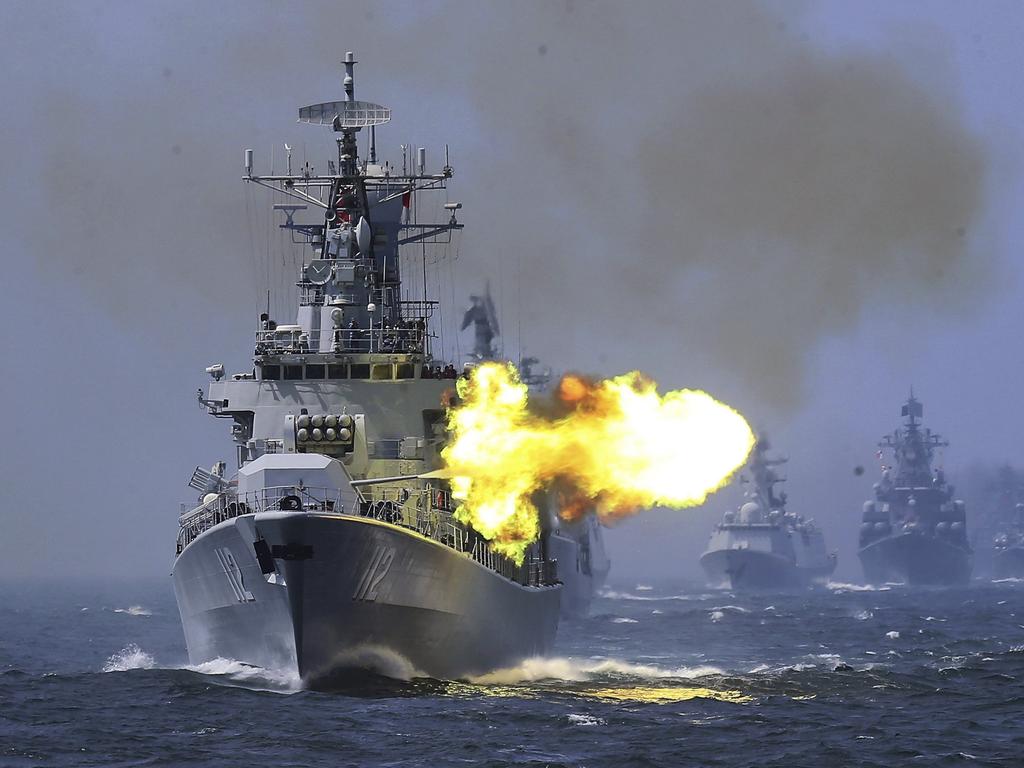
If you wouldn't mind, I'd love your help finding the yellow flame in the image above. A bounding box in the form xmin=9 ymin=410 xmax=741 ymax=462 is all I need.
xmin=442 ymin=362 xmax=755 ymax=562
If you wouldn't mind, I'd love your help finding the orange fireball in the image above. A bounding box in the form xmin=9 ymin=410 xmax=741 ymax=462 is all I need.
xmin=442 ymin=362 xmax=755 ymax=563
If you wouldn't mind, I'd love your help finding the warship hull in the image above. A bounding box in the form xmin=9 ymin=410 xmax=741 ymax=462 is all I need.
xmin=858 ymin=532 xmax=972 ymax=586
xmin=993 ymin=547 xmax=1024 ymax=580
xmin=699 ymin=548 xmax=834 ymax=592
xmin=173 ymin=511 xmax=561 ymax=685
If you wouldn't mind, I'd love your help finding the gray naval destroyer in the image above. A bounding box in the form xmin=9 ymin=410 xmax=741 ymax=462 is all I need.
xmin=460 ymin=287 xmax=611 ymax=616
xmin=700 ymin=438 xmax=836 ymax=590
xmin=858 ymin=394 xmax=972 ymax=585
xmin=172 ymin=54 xmax=562 ymax=685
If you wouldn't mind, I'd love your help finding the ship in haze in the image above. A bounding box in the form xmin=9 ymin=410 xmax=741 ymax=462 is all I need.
xmin=172 ymin=54 xmax=562 ymax=685
xmin=460 ymin=286 xmax=611 ymax=616
xmin=858 ymin=394 xmax=972 ymax=586
xmin=993 ymin=502 xmax=1024 ymax=579
xmin=700 ymin=438 xmax=836 ymax=591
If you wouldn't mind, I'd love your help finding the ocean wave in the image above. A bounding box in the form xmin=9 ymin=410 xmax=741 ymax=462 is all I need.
xmin=102 ymin=644 xmax=156 ymax=672
xmin=828 ymin=582 xmax=892 ymax=593
xmin=187 ymin=657 xmax=302 ymax=690
xmin=467 ymin=657 xmax=724 ymax=685
xmin=112 ymin=606 xmax=153 ymax=617
xmin=100 ymin=643 xmax=300 ymax=690
xmin=709 ymin=610 xmax=725 ymax=622
xmin=611 ymin=617 xmax=638 ymax=624
xmin=635 ymin=584 xmax=654 ymax=592
xmin=567 ymin=713 xmax=606 ymax=726
xmin=710 ymin=605 xmax=750 ymax=614
xmin=598 ymin=589 xmax=708 ymax=602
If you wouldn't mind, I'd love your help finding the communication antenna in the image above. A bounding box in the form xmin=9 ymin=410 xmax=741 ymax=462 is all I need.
xmin=284 ymin=144 xmax=293 ymax=175
xmin=296 ymin=52 xmax=391 ymax=176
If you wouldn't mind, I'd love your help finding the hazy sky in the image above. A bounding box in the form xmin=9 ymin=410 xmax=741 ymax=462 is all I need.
xmin=3 ymin=1 xmax=1024 ymax=584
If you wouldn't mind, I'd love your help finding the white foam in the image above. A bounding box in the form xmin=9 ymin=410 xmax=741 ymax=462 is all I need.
xmin=886 ymin=631 xmax=900 ymax=639
xmin=651 ymin=609 xmax=663 ymax=615
xmin=635 ymin=584 xmax=654 ymax=592
xmin=187 ymin=657 xmax=301 ymax=690
xmin=828 ymin=581 xmax=891 ymax=593
xmin=314 ymin=645 xmax=423 ymax=682
xmin=854 ymin=610 xmax=874 ymax=621
xmin=113 ymin=606 xmax=153 ymax=617
xmin=102 ymin=644 xmax=156 ymax=672
xmin=468 ymin=657 xmax=723 ymax=685
xmin=598 ymin=589 xmax=703 ymax=602
xmin=710 ymin=605 xmax=750 ymax=614
xmin=709 ymin=610 xmax=725 ymax=622
xmin=612 ymin=617 xmax=638 ymax=624
xmin=567 ymin=713 xmax=606 ymax=726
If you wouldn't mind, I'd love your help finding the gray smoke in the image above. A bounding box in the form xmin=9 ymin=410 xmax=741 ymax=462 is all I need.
xmin=9 ymin=0 xmax=990 ymax=410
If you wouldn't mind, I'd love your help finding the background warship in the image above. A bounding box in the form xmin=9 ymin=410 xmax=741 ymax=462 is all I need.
xmin=460 ymin=286 xmax=611 ymax=616
xmin=700 ymin=438 xmax=836 ymax=591
xmin=858 ymin=394 xmax=972 ymax=585
xmin=172 ymin=54 xmax=563 ymax=685
xmin=993 ymin=500 xmax=1024 ymax=579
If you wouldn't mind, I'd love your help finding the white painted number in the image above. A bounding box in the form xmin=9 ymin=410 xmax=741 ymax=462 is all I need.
xmin=215 ymin=547 xmax=255 ymax=603
xmin=353 ymin=545 xmax=395 ymax=602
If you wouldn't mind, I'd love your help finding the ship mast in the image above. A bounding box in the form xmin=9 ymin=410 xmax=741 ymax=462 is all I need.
xmin=879 ymin=393 xmax=948 ymax=487
xmin=241 ymin=52 xmax=463 ymax=358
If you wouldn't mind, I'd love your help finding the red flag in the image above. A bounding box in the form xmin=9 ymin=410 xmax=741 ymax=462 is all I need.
xmin=401 ymin=191 xmax=411 ymax=208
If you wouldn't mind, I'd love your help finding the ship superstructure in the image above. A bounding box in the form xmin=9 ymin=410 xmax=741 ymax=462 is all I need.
xmin=858 ymin=394 xmax=972 ymax=585
xmin=172 ymin=55 xmax=562 ymax=685
xmin=459 ymin=285 xmax=611 ymax=615
xmin=700 ymin=438 xmax=836 ymax=591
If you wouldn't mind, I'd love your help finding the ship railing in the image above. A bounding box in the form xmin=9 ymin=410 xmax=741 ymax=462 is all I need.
xmin=371 ymin=485 xmax=555 ymax=587
xmin=254 ymin=323 xmax=427 ymax=356
xmin=176 ymin=484 xmax=557 ymax=587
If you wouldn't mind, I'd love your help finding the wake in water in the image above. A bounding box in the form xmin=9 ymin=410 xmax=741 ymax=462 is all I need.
xmin=100 ymin=644 xmax=300 ymax=691
xmin=111 ymin=605 xmax=153 ymax=616
xmin=467 ymin=656 xmax=725 ymax=685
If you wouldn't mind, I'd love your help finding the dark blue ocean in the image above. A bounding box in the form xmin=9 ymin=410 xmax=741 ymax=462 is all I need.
xmin=3 ymin=579 xmax=1024 ymax=767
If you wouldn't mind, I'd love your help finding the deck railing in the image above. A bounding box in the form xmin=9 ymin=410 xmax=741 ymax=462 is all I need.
xmin=176 ymin=484 xmax=556 ymax=587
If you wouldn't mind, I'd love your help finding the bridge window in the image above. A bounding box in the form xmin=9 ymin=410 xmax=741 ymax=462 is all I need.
xmin=328 ymin=364 xmax=348 ymax=379
xmin=283 ymin=365 xmax=303 ymax=380
xmin=351 ymin=363 xmax=370 ymax=379
xmin=371 ymin=364 xmax=393 ymax=380
xmin=306 ymin=364 xmax=325 ymax=379
xmin=261 ymin=364 xmax=281 ymax=381
xmin=396 ymin=363 xmax=415 ymax=379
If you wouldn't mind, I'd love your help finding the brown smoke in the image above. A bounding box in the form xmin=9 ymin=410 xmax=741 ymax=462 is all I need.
xmin=9 ymin=1 xmax=990 ymax=409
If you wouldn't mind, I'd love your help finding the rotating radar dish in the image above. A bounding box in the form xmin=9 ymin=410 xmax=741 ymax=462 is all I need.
xmin=298 ymin=100 xmax=391 ymax=129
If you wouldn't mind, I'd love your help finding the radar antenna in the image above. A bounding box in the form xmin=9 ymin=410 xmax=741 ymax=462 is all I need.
xmin=297 ymin=51 xmax=391 ymax=175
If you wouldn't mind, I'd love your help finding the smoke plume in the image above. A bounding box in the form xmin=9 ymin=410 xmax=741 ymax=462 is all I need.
xmin=7 ymin=1 xmax=990 ymax=409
